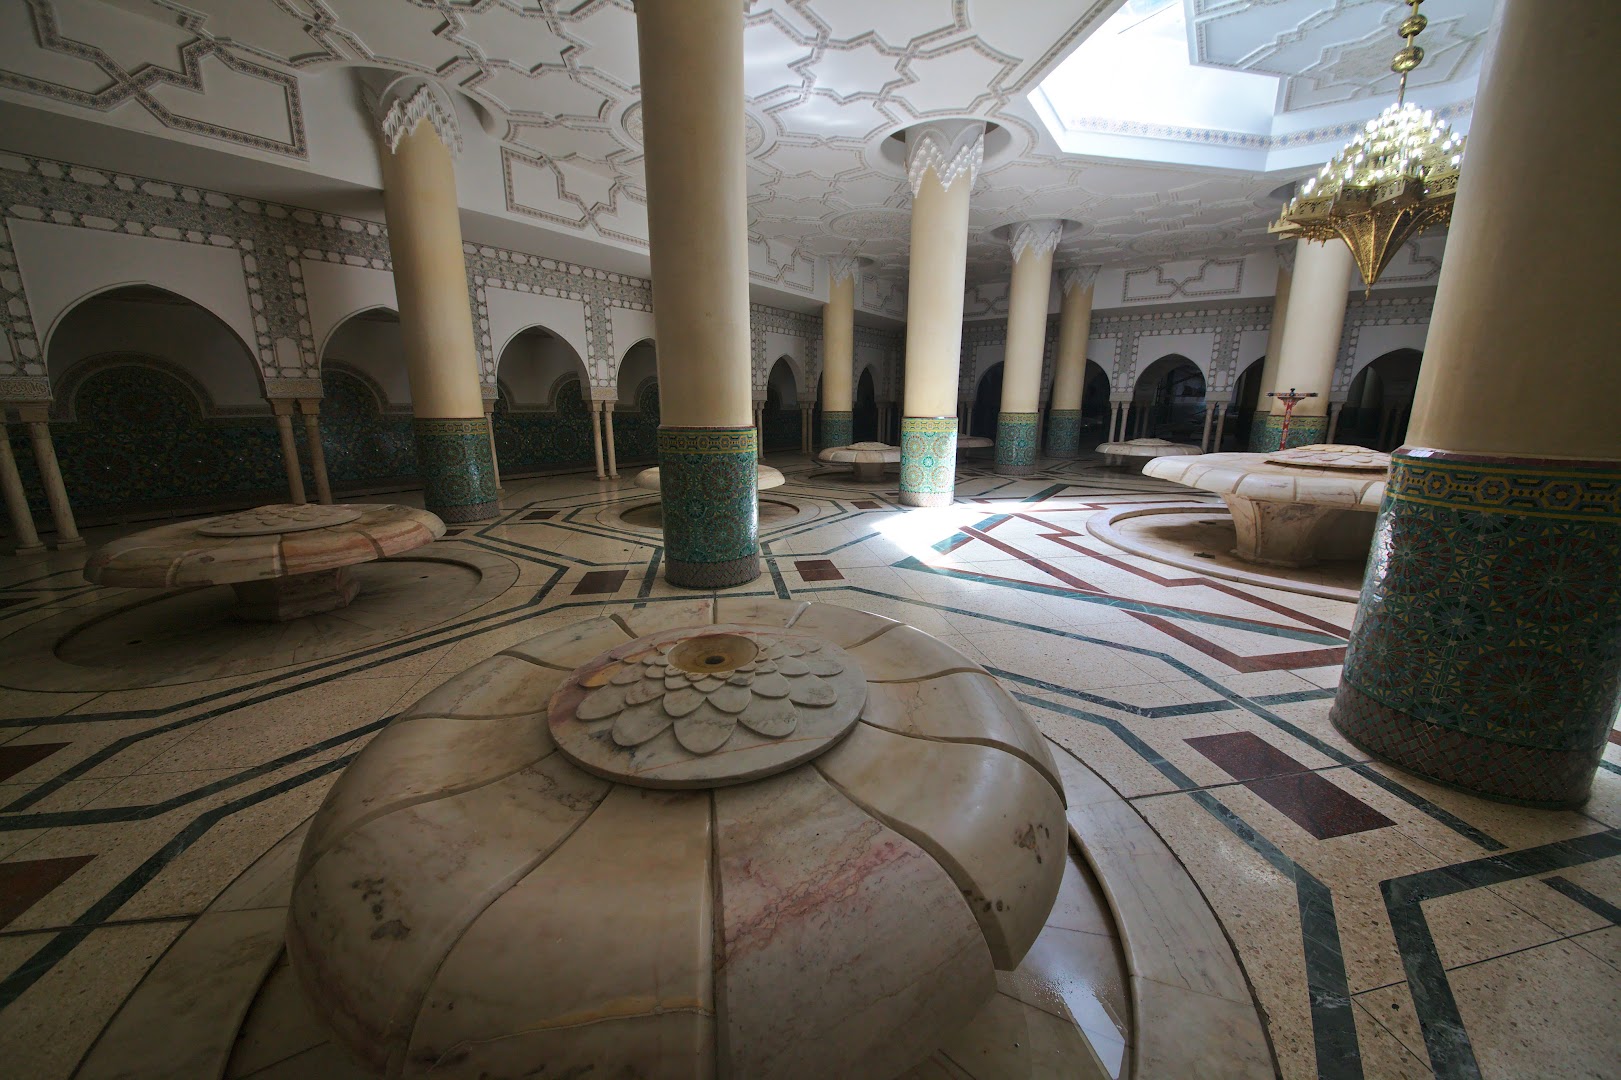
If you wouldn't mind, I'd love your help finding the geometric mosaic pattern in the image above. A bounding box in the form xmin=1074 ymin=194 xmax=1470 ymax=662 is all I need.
xmin=656 ymin=425 xmax=760 ymax=587
xmin=1249 ymin=411 xmax=1329 ymax=452
xmin=995 ymin=411 xmax=1039 ymax=473
xmin=1334 ymin=449 xmax=1621 ymax=806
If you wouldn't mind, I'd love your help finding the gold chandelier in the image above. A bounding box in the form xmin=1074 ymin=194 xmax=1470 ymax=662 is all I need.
xmin=1272 ymin=0 xmax=1465 ymax=290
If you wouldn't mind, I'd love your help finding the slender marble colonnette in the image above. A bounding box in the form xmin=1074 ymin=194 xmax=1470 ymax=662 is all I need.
xmin=994 ymin=411 xmax=1040 ymax=474
xmin=1332 ymin=449 xmax=1621 ymax=806
xmin=821 ymin=409 xmax=852 ymax=452
xmin=900 ymin=416 xmax=958 ymax=506
xmin=657 ymin=426 xmax=760 ymax=587
xmin=412 ymin=418 xmax=499 ymax=522
xmin=1046 ymin=408 xmax=1082 ymax=458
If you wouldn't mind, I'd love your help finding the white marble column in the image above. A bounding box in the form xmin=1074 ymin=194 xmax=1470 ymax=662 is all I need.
xmin=898 ymin=119 xmax=983 ymax=507
xmin=481 ymin=399 xmax=504 ymax=494
xmin=1047 ymin=267 xmax=1097 ymax=458
xmin=270 ymin=399 xmax=307 ymax=505
xmin=1260 ymin=239 xmax=1353 ymax=450
xmin=603 ymin=402 xmax=619 ymax=479
xmin=589 ymin=400 xmax=606 ymax=480
xmin=299 ymin=399 xmax=333 ymax=504
xmin=1200 ymin=402 xmax=1218 ymax=452
xmin=995 ymin=220 xmax=1061 ymax=476
xmin=18 ymin=407 xmax=81 ymax=547
xmin=0 ymin=416 xmax=43 ymax=554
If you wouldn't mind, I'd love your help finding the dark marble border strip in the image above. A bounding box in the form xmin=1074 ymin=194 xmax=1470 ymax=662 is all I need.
xmin=1542 ymin=875 xmax=1621 ymax=926
xmin=1381 ymin=829 xmax=1621 ymax=1080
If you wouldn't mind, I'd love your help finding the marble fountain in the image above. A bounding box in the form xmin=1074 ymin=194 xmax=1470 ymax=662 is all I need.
xmin=1094 ymin=438 xmax=1202 ymax=474
xmin=287 ymin=599 xmax=1069 ymax=1078
xmin=634 ymin=463 xmax=785 ymax=493
xmin=818 ymin=441 xmax=900 ymax=482
xmin=1087 ymin=444 xmax=1392 ymax=600
xmin=83 ymin=503 xmax=445 ymax=621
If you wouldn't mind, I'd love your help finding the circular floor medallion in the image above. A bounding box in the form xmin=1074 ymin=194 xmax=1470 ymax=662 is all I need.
xmin=197 ymin=503 xmax=365 ymax=536
xmin=547 ymin=622 xmax=867 ymax=787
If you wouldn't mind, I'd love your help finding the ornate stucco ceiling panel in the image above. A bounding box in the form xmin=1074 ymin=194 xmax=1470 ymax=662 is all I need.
xmin=318 ymin=0 xmax=462 ymax=75
xmin=474 ymin=67 xmax=612 ymax=122
xmin=560 ymin=3 xmax=642 ymax=91
xmin=767 ymin=91 xmax=894 ymax=139
xmin=892 ymin=45 xmax=1012 ymax=115
xmin=134 ymin=0 xmax=333 ymax=67
xmin=741 ymin=18 xmax=815 ymax=100
xmin=803 ymin=0 xmax=961 ymax=51
xmin=809 ymin=39 xmax=904 ymax=101
xmin=53 ymin=0 xmax=192 ymax=74
xmin=505 ymin=121 xmax=629 ymax=168
xmin=445 ymin=5 xmax=572 ymax=70
xmin=761 ymin=140 xmax=866 ymax=179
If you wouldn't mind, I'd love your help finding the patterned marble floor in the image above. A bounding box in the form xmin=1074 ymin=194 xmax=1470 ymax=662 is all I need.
xmin=0 ymin=452 xmax=1615 ymax=1079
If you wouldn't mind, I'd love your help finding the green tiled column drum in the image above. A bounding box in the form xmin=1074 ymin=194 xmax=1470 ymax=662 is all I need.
xmin=1046 ymin=409 xmax=1082 ymax=458
xmin=899 ymin=417 xmax=958 ymax=507
xmin=821 ymin=410 xmax=852 ymax=451
xmin=995 ymin=412 xmax=1039 ymax=475
xmin=1249 ymin=412 xmax=1328 ymax=452
xmin=658 ymin=426 xmax=760 ymax=588
xmin=412 ymin=418 xmax=499 ymax=522
xmin=1330 ymin=450 xmax=1621 ymax=808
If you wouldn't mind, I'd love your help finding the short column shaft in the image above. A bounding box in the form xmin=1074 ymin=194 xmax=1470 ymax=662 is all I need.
xmin=300 ymin=399 xmax=333 ymax=505
xmin=270 ymin=400 xmax=306 ymax=505
xmin=0 ymin=416 xmax=43 ymax=553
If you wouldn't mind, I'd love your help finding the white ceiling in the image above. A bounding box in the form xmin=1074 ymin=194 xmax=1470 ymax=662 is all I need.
xmin=0 ymin=0 xmax=1491 ymax=299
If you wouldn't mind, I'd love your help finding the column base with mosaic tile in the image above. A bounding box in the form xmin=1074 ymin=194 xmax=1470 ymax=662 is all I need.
xmin=995 ymin=411 xmax=1039 ymax=475
xmin=899 ymin=417 xmax=958 ymax=507
xmin=412 ymin=418 xmax=499 ymax=523
xmin=1046 ymin=409 xmax=1082 ymax=458
xmin=1330 ymin=450 xmax=1621 ymax=808
xmin=658 ymin=426 xmax=761 ymax=588
xmin=821 ymin=410 xmax=852 ymax=451
xmin=1248 ymin=412 xmax=1328 ymax=453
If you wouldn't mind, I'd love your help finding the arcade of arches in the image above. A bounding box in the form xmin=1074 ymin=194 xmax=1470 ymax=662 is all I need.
xmin=0 ymin=3 xmax=1615 ymax=1080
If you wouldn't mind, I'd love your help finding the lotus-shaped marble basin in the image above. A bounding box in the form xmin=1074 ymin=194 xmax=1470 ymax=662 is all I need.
xmin=288 ymin=598 xmax=1067 ymax=1080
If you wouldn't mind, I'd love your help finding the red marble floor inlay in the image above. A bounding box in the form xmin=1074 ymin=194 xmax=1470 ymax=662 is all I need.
xmin=572 ymin=569 xmax=630 ymax=595
xmin=794 ymin=559 xmax=844 ymax=582
xmin=852 ymin=500 xmax=881 ymax=510
xmin=1608 ymin=727 xmax=1621 ymax=747
xmin=0 ymin=742 xmax=68 ymax=783
xmin=0 ymin=855 xmax=96 ymax=929
xmin=1188 ymin=732 xmax=1395 ymax=840
xmin=523 ymin=510 xmax=559 ymax=521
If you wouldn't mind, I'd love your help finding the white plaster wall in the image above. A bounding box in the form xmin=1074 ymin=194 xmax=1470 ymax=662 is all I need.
xmin=14 ymin=220 xmax=257 ymax=361
xmin=485 ymin=286 xmax=590 ymax=374
xmin=762 ymin=330 xmax=810 ymax=397
xmin=323 ymin=318 xmax=411 ymax=407
xmin=617 ymin=340 xmax=657 ymax=403
xmin=1347 ymin=322 xmax=1430 ymax=382
xmin=609 ymin=306 xmax=656 ymax=388
xmin=48 ymin=296 xmax=264 ymax=408
xmin=1129 ymin=330 xmax=1219 ymax=388
xmin=1093 ymin=252 xmax=1279 ymax=310
xmin=498 ymin=330 xmax=587 ymax=406
xmin=303 ymin=260 xmax=398 ymax=358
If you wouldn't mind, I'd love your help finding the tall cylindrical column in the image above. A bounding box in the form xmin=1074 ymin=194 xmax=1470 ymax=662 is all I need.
xmin=376 ymin=80 xmax=498 ymax=523
xmin=995 ymin=221 xmax=1061 ymax=476
xmin=1248 ymin=246 xmax=1296 ymax=449
xmin=0 ymin=417 xmax=43 ymax=554
xmin=821 ymin=263 xmax=855 ymax=448
xmin=1332 ymin=0 xmax=1621 ymax=808
xmin=300 ymin=400 xmax=333 ymax=505
xmin=1047 ymin=267 xmax=1096 ymax=459
xmin=604 ymin=402 xmax=619 ymax=479
xmin=270 ymin=400 xmax=306 ymax=505
xmin=20 ymin=414 xmax=81 ymax=547
xmin=636 ymin=0 xmax=758 ymax=587
xmin=899 ymin=120 xmax=982 ymax=506
xmin=1254 ymin=240 xmax=1352 ymax=451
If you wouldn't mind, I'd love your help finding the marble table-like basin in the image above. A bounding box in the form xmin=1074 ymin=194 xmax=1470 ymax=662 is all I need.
xmin=956 ymin=435 xmax=994 ymax=453
xmin=818 ymin=441 xmax=900 ymax=482
xmin=1144 ymin=444 xmax=1389 ymax=567
xmin=83 ymin=503 xmax=444 ymax=621
xmin=1095 ymin=437 xmax=1203 ymax=474
xmin=635 ymin=464 xmax=786 ymax=492
xmin=288 ymin=598 xmax=1066 ymax=1080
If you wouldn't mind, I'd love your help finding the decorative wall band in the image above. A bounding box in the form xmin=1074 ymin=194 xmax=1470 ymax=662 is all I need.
xmin=1332 ymin=449 xmax=1621 ymax=807
xmin=899 ymin=416 xmax=958 ymax=507
xmin=1386 ymin=450 xmax=1621 ymax=522
xmin=658 ymin=425 xmax=759 ymax=588
xmin=995 ymin=412 xmax=1039 ymax=472
xmin=412 ymin=418 xmax=498 ymax=521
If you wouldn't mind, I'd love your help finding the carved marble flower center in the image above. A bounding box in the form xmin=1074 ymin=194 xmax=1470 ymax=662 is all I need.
xmin=573 ymin=630 xmax=846 ymax=757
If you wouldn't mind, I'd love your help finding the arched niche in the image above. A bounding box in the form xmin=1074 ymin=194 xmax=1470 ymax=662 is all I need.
xmin=610 ymin=339 xmax=661 ymax=465
xmin=319 ymin=363 xmax=418 ymax=491
xmin=36 ymin=285 xmax=284 ymax=519
xmin=496 ymin=325 xmax=590 ymax=410
xmin=854 ymin=367 xmax=879 ymax=442
xmin=1131 ymin=354 xmax=1206 ymax=441
xmin=321 ymin=307 xmax=410 ymax=408
xmin=762 ymin=357 xmax=802 ymax=452
xmin=1342 ymin=348 xmax=1423 ymax=450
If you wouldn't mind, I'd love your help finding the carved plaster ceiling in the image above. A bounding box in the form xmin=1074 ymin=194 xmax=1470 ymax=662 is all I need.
xmin=0 ymin=0 xmax=1487 ymax=305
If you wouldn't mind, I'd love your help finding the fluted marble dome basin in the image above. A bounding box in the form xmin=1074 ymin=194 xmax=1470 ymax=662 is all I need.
xmin=287 ymin=598 xmax=1067 ymax=1080
xmin=1096 ymin=437 xmax=1202 ymax=473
